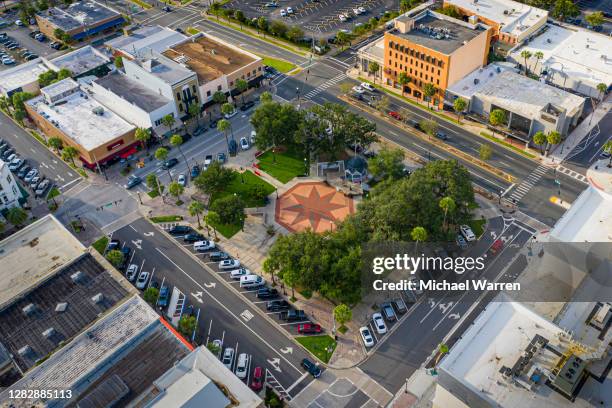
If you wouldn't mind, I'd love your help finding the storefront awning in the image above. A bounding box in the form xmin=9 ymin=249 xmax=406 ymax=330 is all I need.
xmin=119 ymin=146 xmax=138 ymax=159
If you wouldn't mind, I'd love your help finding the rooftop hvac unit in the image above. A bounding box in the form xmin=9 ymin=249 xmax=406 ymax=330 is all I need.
xmin=42 ymin=328 xmax=55 ymax=338
xmin=22 ymin=303 xmax=36 ymax=316
xmin=474 ymin=78 xmax=480 ymax=84
xmin=71 ymin=271 xmax=83 ymax=282
xmin=91 ymin=293 xmax=104 ymax=303
xmin=55 ymin=302 xmax=68 ymax=312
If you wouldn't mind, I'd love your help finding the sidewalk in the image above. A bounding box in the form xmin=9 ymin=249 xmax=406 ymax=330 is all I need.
xmin=544 ymin=93 xmax=611 ymax=166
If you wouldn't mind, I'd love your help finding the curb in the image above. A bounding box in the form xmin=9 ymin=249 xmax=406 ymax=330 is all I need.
xmin=340 ymin=95 xmax=516 ymax=183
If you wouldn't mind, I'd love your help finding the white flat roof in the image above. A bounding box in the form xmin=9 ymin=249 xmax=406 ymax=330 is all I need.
xmin=27 ymin=87 xmax=134 ymax=151
xmin=0 ymin=215 xmax=85 ymax=309
xmin=0 ymin=58 xmax=49 ymax=94
xmin=438 ymin=298 xmax=582 ymax=408
xmin=445 ymin=0 xmax=547 ymax=36
xmin=105 ymin=25 xmax=187 ymax=58
xmin=447 ymin=62 xmax=516 ymax=98
xmin=511 ymin=25 xmax=612 ymax=88
xmin=47 ymin=45 xmax=110 ymax=77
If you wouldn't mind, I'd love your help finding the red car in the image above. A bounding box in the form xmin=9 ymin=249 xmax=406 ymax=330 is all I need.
xmin=297 ymin=323 xmax=322 ymax=334
xmin=388 ymin=111 xmax=402 ymax=120
xmin=251 ymin=366 xmax=263 ymax=391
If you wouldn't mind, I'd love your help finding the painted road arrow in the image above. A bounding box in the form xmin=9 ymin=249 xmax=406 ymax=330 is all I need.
xmin=280 ymin=347 xmax=293 ymax=354
xmin=267 ymin=358 xmax=282 ymax=373
xmin=132 ymin=239 xmax=142 ymax=250
xmin=191 ymin=292 xmax=203 ymax=303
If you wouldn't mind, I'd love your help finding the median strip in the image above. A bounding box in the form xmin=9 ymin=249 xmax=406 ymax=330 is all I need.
xmin=341 ymin=95 xmax=516 ymax=183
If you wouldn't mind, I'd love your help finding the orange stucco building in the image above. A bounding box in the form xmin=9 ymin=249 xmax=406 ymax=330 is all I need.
xmin=383 ymin=10 xmax=492 ymax=108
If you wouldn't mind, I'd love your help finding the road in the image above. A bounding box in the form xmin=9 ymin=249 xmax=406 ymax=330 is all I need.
xmin=0 ymin=111 xmax=81 ymax=192
xmin=110 ymin=217 xmax=317 ymax=401
xmin=563 ymin=111 xmax=612 ymax=173
xmin=359 ymin=216 xmax=536 ymax=392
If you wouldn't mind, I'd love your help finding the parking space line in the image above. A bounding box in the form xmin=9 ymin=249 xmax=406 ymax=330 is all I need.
xmin=279 ymin=320 xmax=310 ymax=326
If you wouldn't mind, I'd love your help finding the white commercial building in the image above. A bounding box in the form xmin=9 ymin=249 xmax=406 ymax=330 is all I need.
xmin=443 ymin=0 xmax=548 ymax=44
xmin=0 ymin=160 xmax=22 ymax=211
xmin=105 ymin=25 xmax=187 ymax=59
xmin=510 ymin=24 xmax=612 ymax=98
xmin=0 ymin=58 xmax=50 ymax=97
xmin=447 ymin=64 xmax=585 ymax=139
xmin=45 ymin=45 xmax=111 ymax=78
xmin=89 ymin=71 xmax=175 ymax=130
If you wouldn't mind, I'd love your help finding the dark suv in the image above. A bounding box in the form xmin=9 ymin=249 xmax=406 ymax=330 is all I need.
xmin=301 ymin=358 xmax=321 ymax=378
xmin=281 ymin=309 xmax=306 ymax=321
xmin=169 ymin=225 xmax=191 ymax=235
xmin=266 ymin=300 xmax=290 ymax=311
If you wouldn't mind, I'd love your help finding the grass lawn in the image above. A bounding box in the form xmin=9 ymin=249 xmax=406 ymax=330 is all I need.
xmin=211 ymin=170 xmax=276 ymax=208
xmin=469 ymin=218 xmax=486 ymax=238
xmin=296 ymin=335 xmax=337 ymax=363
xmin=92 ymin=236 xmax=109 ymax=255
xmin=259 ymin=56 xmax=296 ymax=74
xmin=186 ymin=27 xmax=200 ymax=35
xmin=257 ymin=148 xmax=306 ymax=183
xmin=150 ymin=215 xmax=183 ymax=223
xmin=209 ymin=220 xmax=242 ymax=239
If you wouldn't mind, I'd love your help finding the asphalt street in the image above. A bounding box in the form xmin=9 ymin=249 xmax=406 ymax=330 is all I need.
xmin=0 ymin=111 xmax=81 ymax=192
xmin=563 ymin=111 xmax=612 ymax=173
xmin=111 ymin=217 xmax=317 ymax=401
xmin=359 ymin=216 xmax=536 ymax=393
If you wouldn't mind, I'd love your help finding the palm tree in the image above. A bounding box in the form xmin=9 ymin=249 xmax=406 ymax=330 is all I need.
xmin=434 ymin=343 xmax=449 ymax=366
xmin=217 ymin=119 xmax=232 ymax=156
xmin=368 ymin=62 xmax=380 ymax=83
xmin=6 ymin=207 xmax=28 ymax=227
xmin=135 ymin=127 xmax=151 ymax=151
xmin=423 ymin=83 xmax=437 ymax=109
xmin=48 ymin=137 xmax=63 ymax=153
xmin=206 ymin=211 xmax=220 ymax=240
xmin=189 ymin=201 xmax=205 ymax=229
xmin=439 ymin=197 xmax=456 ymax=232
xmin=596 ymin=83 xmax=607 ymax=103
xmin=188 ymin=104 xmax=200 ymax=127
xmin=235 ymin=79 xmax=248 ymax=105
xmin=168 ymin=181 xmax=184 ymax=203
xmin=602 ymin=139 xmax=612 ymax=167
xmin=62 ymin=146 xmax=78 ymax=166
xmin=398 ymin=72 xmax=411 ymax=96
xmin=532 ymin=51 xmax=544 ymax=74
xmin=520 ymin=50 xmax=532 ymax=75
xmin=170 ymin=134 xmax=190 ymax=173
xmin=533 ymin=131 xmax=547 ymax=155
xmin=410 ymin=226 xmax=427 ymax=254
xmin=453 ymin=98 xmax=467 ymax=123
xmin=155 ymin=147 xmax=173 ymax=181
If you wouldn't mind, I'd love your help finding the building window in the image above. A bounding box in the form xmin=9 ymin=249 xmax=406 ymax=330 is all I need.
xmin=258 ymin=66 xmax=262 ymax=71
xmin=176 ymin=92 xmax=181 ymax=101
xmin=409 ymin=68 xmax=413 ymax=74
xmin=230 ymin=81 xmax=234 ymax=87
xmin=179 ymin=103 xmax=184 ymax=112
xmin=192 ymin=85 xmax=196 ymax=93
xmin=437 ymin=79 xmax=440 ymax=85
xmin=425 ymin=74 xmax=428 ymax=80
xmin=389 ymin=50 xmax=392 ymax=56
xmin=7 ymin=175 xmax=11 ymax=183
xmin=438 ymin=69 xmax=441 ymax=75
xmin=217 ymin=85 xmax=222 ymax=91
xmin=399 ymin=64 xmax=403 ymax=70
xmin=247 ymin=71 xmax=251 ymax=77
xmin=206 ymin=90 xmax=211 ymax=97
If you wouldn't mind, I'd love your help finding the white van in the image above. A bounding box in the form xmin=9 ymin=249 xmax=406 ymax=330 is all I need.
xmin=240 ymin=275 xmax=265 ymax=288
xmin=193 ymin=240 xmax=214 ymax=251
xmin=235 ymin=353 xmax=248 ymax=379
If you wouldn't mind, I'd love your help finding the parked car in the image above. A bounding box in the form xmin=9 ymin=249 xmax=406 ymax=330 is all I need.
xmin=193 ymin=126 xmax=207 ymax=136
xmin=460 ymin=224 xmax=476 ymax=241
xmin=18 ymin=165 xmax=31 ymax=179
xmin=223 ymin=109 xmax=237 ymax=119
xmin=209 ymin=251 xmax=229 ymax=261
xmin=360 ymin=326 xmax=375 ymax=347
xmin=124 ymin=175 xmax=141 ymax=189
xmin=235 ymin=353 xmax=248 ymax=379
xmin=162 ymin=158 xmax=179 ymax=169
xmin=204 ymin=155 xmax=213 ymax=166
xmin=217 ymin=152 xmax=226 ymax=163
xmin=301 ymin=358 xmax=321 ymax=378
xmin=250 ymin=130 xmax=256 ymax=145
xmin=24 ymin=168 xmax=38 ymax=182
xmin=256 ymin=287 xmax=278 ymax=299
xmin=240 ymin=275 xmax=265 ymax=288
xmin=30 ymin=175 xmax=43 ymax=188
xmin=286 ymin=6 xmax=294 ymax=14
xmin=125 ymin=264 xmax=138 ymax=281
xmin=210 ymin=119 xmax=218 ymax=128
xmin=193 ymin=240 xmax=215 ymax=251
xmin=280 ymin=9 xmax=287 ymax=17
xmin=381 ymin=302 xmax=397 ymax=321
xmin=36 ymin=179 xmax=51 ymax=197
xmin=360 ymin=82 xmax=375 ymax=92
xmin=240 ymin=100 xmax=255 ymax=111
xmin=230 ymin=267 xmax=251 ymax=279
xmin=372 ymin=312 xmax=387 ymax=334
xmin=435 ymin=131 xmax=448 ymax=140
xmin=240 ymin=137 xmax=250 ymax=150
xmin=393 ymin=298 xmax=408 ymax=314
xmin=456 ymin=233 xmax=468 ymax=248
xmin=8 ymin=158 xmax=24 ymax=171
xmin=297 ymin=323 xmax=321 ymax=334
xmin=222 ymin=348 xmax=234 ymax=370
xmin=15 ymin=19 xmax=24 ymax=26
xmin=158 ymin=285 xmax=170 ymax=307
xmin=228 ymin=139 xmax=238 ymax=156
xmin=162 ymin=5 xmax=172 ymax=11
xmin=266 ymin=300 xmax=290 ymax=311
xmin=251 ymin=366 xmax=264 ymax=391
xmin=107 ymin=239 xmax=121 ymax=251
xmin=135 ymin=271 xmax=150 ymax=289
xmin=190 ymin=165 xmax=201 ymax=178
xmin=177 ymin=174 xmax=186 ymax=187
xmin=219 ymin=259 xmax=240 ymax=270
xmin=184 ymin=233 xmax=205 ymax=242
xmin=352 ymin=85 xmax=365 ymax=94
xmin=281 ymin=309 xmax=306 ymax=322
xmin=388 ymin=111 xmax=402 ymax=120
xmin=169 ymin=225 xmax=191 ymax=235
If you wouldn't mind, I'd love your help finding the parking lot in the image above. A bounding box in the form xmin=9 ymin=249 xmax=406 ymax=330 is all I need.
xmin=223 ymin=0 xmax=397 ymax=37
xmin=110 ymin=217 xmax=319 ymax=401
xmin=0 ymin=23 xmax=59 ymax=70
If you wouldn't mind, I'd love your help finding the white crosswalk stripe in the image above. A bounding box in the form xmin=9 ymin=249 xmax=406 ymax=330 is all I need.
xmin=508 ymin=164 xmax=550 ymax=202
xmin=556 ymin=165 xmax=587 ymax=183
xmin=303 ymin=74 xmax=347 ymax=99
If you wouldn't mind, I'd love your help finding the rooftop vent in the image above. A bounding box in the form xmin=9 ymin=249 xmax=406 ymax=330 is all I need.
xmin=18 ymin=345 xmax=32 ymax=356
xmin=92 ymin=106 xmax=104 ymax=116
xmin=55 ymin=302 xmax=68 ymax=313
xmin=91 ymin=293 xmax=104 ymax=303
xmin=473 ymin=78 xmax=480 ymax=84
xmin=42 ymin=328 xmax=55 ymax=338
xmin=22 ymin=304 xmax=36 ymax=316
xmin=71 ymin=271 xmax=84 ymax=282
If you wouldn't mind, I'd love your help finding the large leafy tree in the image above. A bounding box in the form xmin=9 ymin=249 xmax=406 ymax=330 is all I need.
xmin=193 ymin=161 xmax=234 ymax=195
xmin=489 ymin=109 xmax=507 ymax=136
xmin=367 ymin=147 xmax=405 ymax=180
xmin=6 ymin=207 xmax=28 ymax=226
xmin=333 ymin=304 xmax=352 ymax=330
xmin=250 ymin=101 xmax=303 ymax=155
xmin=105 ymin=249 xmax=124 ymax=268
xmin=533 ymin=131 xmax=547 ymax=154
xmin=168 ymin=181 xmax=184 ymax=202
